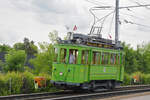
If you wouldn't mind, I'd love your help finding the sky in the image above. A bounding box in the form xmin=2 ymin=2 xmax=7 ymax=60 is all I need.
xmin=0 ymin=0 xmax=150 ymax=49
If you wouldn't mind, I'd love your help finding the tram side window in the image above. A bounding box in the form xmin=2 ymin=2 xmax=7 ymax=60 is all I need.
xmin=69 ymin=49 xmax=78 ymax=64
xmin=82 ymin=50 xmax=89 ymax=64
xmin=54 ymin=48 xmax=58 ymax=62
xmin=104 ymin=53 xmax=109 ymax=65
xmin=110 ymin=54 xmax=115 ymax=65
xmin=102 ymin=53 xmax=104 ymax=64
xmin=102 ymin=52 xmax=109 ymax=65
xmin=97 ymin=52 xmax=101 ymax=65
xmin=114 ymin=54 xmax=117 ymax=65
xmin=92 ymin=52 xmax=100 ymax=65
xmin=60 ymin=48 xmax=67 ymax=63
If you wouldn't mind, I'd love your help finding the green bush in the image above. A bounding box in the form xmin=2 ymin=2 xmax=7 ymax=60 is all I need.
xmin=5 ymin=72 xmax=23 ymax=94
xmin=4 ymin=50 xmax=26 ymax=72
xmin=0 ymin=72 xmax=34 ymax=95
xmin=21 ymin=71 xmax=35 ymax=93
xmin=0 ymin=71 xmax=57 ymax=96
xmin=123 ymin=73 xmax=131 ymax=85
xmin=0 ymin=73 xmax=10 ymax=96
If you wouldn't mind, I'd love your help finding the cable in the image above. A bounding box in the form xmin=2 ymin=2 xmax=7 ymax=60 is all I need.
xmin=89 ymin=6 xmax=115 ymax=26
xmin=85 ymin=0 xmax=111 ymax=6
xmin=120 ymin=12 xmax=145 ymax=20
xmin=85 ymin=0 xmax=105 ymax=6
xmin=96 ymin=11 xmax=115 ymax=24
xmin=119 ymin=17 xmax=150 ymax=29
xmin=91 ymin=0 xmax=110 ymax=6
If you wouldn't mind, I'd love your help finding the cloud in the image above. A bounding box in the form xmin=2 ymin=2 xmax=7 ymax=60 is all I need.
xmin=0 ymin=0 xmax=150 ymax=48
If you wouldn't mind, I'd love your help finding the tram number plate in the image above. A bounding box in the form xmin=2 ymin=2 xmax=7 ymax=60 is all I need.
xmin=103 ymin=67 xmax=106 ymax=72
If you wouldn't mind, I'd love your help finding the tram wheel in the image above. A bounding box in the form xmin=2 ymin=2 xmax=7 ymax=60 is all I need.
xmin=106 ymin=81 xmax=113 ymax=90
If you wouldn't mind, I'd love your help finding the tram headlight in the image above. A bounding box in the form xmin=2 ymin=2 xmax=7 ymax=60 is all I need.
xmin=59 ymin=72 xmax=63 ymax=76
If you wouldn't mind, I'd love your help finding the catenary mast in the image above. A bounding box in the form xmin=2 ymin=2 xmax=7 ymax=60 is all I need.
xmin=115 ymin=0 xmax=119 ymax=47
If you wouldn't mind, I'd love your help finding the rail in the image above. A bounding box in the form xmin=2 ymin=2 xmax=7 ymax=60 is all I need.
xmin=0 ymin=85 xmax=150 ymax=100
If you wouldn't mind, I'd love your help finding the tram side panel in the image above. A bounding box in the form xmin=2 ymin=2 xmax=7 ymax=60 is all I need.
xmin=89 ymin=50 xmax=123 ymax=83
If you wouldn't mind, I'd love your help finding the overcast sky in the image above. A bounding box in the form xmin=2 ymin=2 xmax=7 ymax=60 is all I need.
xmin=0 ymin=0 xmax=150 ymax=48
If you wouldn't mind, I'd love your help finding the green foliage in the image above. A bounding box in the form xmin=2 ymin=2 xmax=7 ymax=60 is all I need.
xmin=22 ymin=71 xmax=35 ymax=93
xmin=0 ymin=60 xmax=5 ymax=71
xmin=123 ymin=73 xmax=131 ymax=85
xmin=23 ymin=37 xmax=38 ymax=55
xmin=30 ymin=44 xmax=54 ymax=74
xmin=0 ymin=71 xmax=57 ymax=96
xmin=0 ymin=73 xmax=10 ymax=96
xmin=48 ymin=30 xmax=58 ymax=44
xmin=13 ymin=42 xmax=25 ymax=50
xmin=0 ymin=44 xmax=11 ymax=52
xmin=123 ymin=42 xmax=150 ymax=74
xmin=4 ymin=50 xmax=26 ymax=72
xmin=5 ymin=72 xmax=23 ymax=94
xmin=13 ymin=38 xmax=38 ymax=55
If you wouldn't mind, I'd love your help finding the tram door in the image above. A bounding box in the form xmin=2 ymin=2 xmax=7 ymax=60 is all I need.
xmin=80 ymin=50 xmax=90 ymax=82
xmin=66 ymin=49 xmax=78 ymax=82
xmin=66 ymin=49 xmax=89 ymax=83
xmin=55 ymin=48 xmax=68 ymax=81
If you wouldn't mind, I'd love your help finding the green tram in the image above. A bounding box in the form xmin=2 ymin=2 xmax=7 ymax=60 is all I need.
xmin=51 ymin=33 xmax=124 ymax=90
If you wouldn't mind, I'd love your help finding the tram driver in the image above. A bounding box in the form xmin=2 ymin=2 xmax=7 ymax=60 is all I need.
xmin=69 ymin=50 xmax=75 ymax=64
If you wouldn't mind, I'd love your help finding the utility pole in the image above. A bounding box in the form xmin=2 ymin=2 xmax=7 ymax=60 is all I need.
xmin=89 ymin=0 xmax=150 ymax=47
xmin=115 ymin=0 xmax=119 ymax=46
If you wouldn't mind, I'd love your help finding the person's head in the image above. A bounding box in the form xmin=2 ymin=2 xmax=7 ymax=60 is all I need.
xmin=69 ymin=50 xmax=73 ymax=55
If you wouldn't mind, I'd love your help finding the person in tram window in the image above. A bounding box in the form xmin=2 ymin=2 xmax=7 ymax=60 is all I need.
xmin=69 ymin=50 xmax=75 ymax=64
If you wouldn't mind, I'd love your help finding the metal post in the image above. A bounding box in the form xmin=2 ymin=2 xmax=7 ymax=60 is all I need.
xmin=115 ymin=0 xmax=119 ymax=46
xmin=9 ymin=78 xmax=11 ymax=94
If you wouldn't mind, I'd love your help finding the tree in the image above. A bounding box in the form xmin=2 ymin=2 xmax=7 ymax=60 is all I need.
xmin=0 ymin=44 xmax=11 ymax=53
xmin=122 ymin=42 xmax=139 ymax=74
xmin=4 ymin=50 xmax=26 ymax=72
xmin=23 ymin=38 xmax=38 ymax=55
xmin=30 ymin=43 xmax=54 ymax=74
xmin=13 ymin=43 xmax=25 ymax=50
xmin=48 ymin=30 xmax=59 ymax=44
xmin=0 ymin=60 xmax=5 ymax=72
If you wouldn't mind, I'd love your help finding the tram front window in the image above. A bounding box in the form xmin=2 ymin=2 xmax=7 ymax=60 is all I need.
xmin=54 ymin=48 xmax=58 ymax=62
xmin=69 ymin=49 xmax=78 ymax=64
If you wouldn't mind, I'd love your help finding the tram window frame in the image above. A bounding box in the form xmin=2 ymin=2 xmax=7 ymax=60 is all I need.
xmin=104 ymin=52 xmax=109 ymax=65
xmin=60 ymin=48 xmax=67 ymax=63
xmin=101 ymin=52 xmax=109 ymax=65
xmin=114 ymin=54 xmax=118 ymax=65
xmin=54 ymin=48 xmax=59 ymax=62
xmin=69 ymin=49 xmax=78 ymax=64
xmin=92 ymin=51 xmax=101 ymax=65
xmin=81 ymin=50 xmax=89 ymax=65
xmin=110 ymin=53 xmax=116 ymax=65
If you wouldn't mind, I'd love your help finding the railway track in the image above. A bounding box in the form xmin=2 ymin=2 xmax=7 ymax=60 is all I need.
xmin=1 ymin=85 xmax=150 ymax=100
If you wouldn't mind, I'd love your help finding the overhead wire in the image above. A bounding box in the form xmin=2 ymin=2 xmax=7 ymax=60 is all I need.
xmin=119 ymin=16 xmax=150 ymax=29
xmin=86 ymin=0 xmax=150 ymax=36
xmin=85 ymin=0 xmax=111 ymax=6
xmin=120 ymin=0 xmax=150 ymax=29
xmin=85 ymin=0 xmax=105 ymax=6
xmin=119 ymin=12 xmax=145 ymax=20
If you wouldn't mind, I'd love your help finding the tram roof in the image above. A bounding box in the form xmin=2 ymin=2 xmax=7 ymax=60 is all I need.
xmin=55 ymin=43 xmax=123 ymax=53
